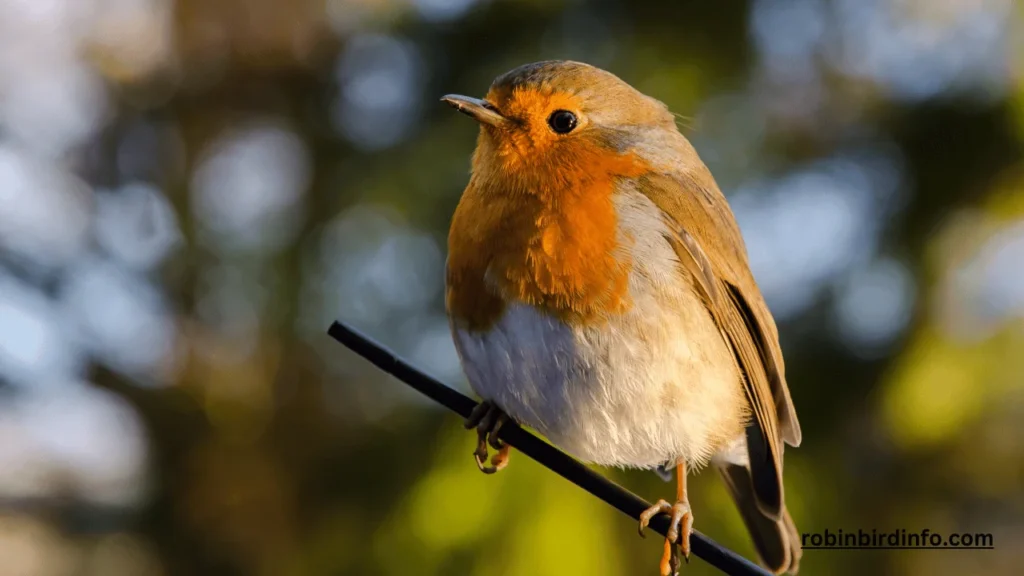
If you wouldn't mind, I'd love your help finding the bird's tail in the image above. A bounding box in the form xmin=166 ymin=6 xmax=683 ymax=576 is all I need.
xmin=717 ymin=462 xmax=802 ymax=575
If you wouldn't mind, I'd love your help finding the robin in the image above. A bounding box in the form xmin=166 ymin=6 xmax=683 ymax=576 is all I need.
xmin=442 ymin=60 xmax=802 ymax=575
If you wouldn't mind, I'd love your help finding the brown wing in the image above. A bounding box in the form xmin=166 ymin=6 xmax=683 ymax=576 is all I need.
xmin=638 ymin=169 xmax=801 ymax=519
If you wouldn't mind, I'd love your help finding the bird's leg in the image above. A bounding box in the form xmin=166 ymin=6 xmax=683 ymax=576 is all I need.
xmin=638 ymin=462 xmax=693 ymax=576
xmin=464 ymin=401 xmax=510 ymax=474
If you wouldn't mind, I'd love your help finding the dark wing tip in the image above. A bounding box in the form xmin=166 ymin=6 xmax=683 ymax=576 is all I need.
xmin=746 ymin=423 xmax=784 ymax=520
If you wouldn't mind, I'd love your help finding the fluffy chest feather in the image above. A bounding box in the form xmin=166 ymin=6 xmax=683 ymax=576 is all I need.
xmin=445 ymin=134 xmax=649 ymax=332
xmin=449 ymin=189 xmax=749 ymax=469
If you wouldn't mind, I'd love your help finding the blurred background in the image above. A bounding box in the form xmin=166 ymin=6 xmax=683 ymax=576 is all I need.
xmin=0 ymin=0 xmax=1022 ymax=575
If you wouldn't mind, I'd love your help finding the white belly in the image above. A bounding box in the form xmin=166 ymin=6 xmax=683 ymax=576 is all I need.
xmin=450 ymin=191 xmax=748 ymax=469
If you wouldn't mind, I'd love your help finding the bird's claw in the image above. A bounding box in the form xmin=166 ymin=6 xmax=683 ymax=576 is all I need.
xmin=465 ymin=401 xmax=510 ymax=474
xmin=638 ymin=499 xmax=693 ymax=576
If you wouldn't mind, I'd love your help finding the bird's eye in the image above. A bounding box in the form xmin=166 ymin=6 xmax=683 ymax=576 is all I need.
xmin=547 ymin=110 xmax=578 ymax=134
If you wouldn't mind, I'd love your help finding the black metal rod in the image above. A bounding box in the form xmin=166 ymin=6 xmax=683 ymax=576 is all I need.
xmin=328 ymin=320 xmax=771 ymax=576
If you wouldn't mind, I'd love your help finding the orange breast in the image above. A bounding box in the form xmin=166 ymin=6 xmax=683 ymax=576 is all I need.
xmin=446 ymin=135 xmax=650 ymax=332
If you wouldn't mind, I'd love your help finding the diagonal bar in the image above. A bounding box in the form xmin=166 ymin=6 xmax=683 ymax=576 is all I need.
xmin=328 ymin=320 xmax=771 ymax=576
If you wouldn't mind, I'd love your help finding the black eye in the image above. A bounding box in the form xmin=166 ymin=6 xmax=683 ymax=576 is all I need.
xmin=547 ymin=110 xmax=578 ymax=134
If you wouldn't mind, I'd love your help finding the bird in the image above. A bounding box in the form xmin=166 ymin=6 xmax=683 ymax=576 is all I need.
xmin=441 ymin=60 xmax=802 ymax=575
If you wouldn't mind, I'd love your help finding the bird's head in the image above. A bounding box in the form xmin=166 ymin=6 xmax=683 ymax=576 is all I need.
xmin=442 ymin=60 xmax=683 ymax=193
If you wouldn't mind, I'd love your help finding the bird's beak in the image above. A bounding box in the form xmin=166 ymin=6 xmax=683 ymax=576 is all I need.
xmin=441 ymin=94 xmax=506 ymax=127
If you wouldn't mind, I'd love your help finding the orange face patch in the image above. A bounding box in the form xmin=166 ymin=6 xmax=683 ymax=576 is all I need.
xmin=484 ymin=85 xmax=589 ymax=162
xmin=446 ymin=85 xmax=651 ymax=332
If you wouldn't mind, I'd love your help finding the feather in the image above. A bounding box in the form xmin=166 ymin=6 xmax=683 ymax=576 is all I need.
xmin=636 ymin=169 xmax=802 ymax=518
xmin=718 ymin=462 xmax=802 ymax=574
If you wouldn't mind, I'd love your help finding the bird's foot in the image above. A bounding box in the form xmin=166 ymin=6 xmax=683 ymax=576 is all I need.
xmin=638 ymin=498 xmax=693 ymax=576
xmin=464 ymin=401 xmax=510 ymax=474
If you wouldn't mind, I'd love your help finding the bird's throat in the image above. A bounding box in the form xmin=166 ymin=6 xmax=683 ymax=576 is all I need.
xmin=447 ymin=148 xmax=648 ymax=332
